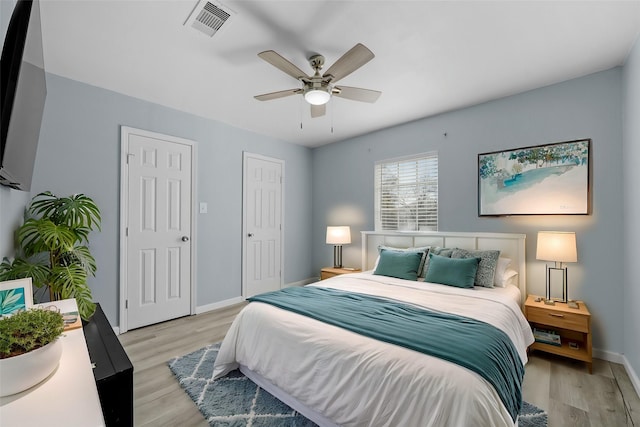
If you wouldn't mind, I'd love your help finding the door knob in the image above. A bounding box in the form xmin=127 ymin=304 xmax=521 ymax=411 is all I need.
xmin=248 ymin=233 xmax=254 ymax=237
xmin=181 ymin=236 xmax=189 ymax=242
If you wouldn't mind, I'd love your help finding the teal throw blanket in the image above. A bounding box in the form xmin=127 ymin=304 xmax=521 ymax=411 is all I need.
xmin=248 ymin=286 xmax=524 ymax=422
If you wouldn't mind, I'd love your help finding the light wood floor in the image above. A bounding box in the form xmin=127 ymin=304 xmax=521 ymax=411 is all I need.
xmin=119 ymin=303 xmax=640 ymax=427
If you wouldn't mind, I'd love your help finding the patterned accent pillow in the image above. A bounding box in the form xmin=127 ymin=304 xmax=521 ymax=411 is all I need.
xmin=377 ymin=245 xmax=430 ymax=277
xmin=451 ymin=249 xmax=500 ymax=288
xmin=422 ymin=247 xmax=455 ymax=277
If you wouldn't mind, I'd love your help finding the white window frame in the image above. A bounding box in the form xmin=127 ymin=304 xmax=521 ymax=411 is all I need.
xmin=374 ymin=152 xmax=438 ymax=231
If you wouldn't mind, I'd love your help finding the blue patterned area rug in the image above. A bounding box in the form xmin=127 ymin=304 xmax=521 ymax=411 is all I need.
xmin=168 ymin=343 xmax=548 ymax=427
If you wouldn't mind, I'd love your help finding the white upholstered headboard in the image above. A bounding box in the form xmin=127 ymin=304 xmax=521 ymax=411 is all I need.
xmin=361 ymin=231 xmax=527 ymax=304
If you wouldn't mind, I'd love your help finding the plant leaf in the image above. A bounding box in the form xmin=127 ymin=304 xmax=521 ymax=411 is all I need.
xmin=50 ymin=264 xmax=87 ymax=296
xmin=61 ymin=246 xmax=97 ymax=277
xmin=73 ymin=226 xmax=91 ymax=244
xmin=28 ymin=191 xmax=58 ymax=214
xmin=51 ymin=265 xmax=95 ymax=320
xmin=30 ymin=192 xmax=101 ymax=231
xmin=71 ymin=287 xmax=96 ymax=320
xmin=18 ymin=219 xmax=76 ymax=257
xmin=0 ymin=257 xmax=50 ymax=288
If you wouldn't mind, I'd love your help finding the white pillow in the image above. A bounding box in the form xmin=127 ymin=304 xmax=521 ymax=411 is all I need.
xmin=493 ymin=257 xmax=512 ymax=287
xmin=496 ymin=268 xmax=518 ymax=288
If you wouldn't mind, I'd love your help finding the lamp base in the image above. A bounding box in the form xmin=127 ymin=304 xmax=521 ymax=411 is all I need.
xmin=333 ymin=245 xmax=343 ymax=268
xmin=545 ymin=264 xmax=568 ymax=303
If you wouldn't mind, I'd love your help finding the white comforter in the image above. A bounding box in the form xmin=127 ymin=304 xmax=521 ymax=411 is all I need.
xmin=213 ymin=273 xmax=535 ymax=427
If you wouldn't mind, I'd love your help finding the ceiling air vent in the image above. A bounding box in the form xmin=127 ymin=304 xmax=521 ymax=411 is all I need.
xmin=185 ymin=0 xmax=235 ymax=37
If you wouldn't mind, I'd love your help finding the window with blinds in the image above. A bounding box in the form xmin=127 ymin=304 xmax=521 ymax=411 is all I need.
xmin=375 ymin=152 xmax=438 ymax=231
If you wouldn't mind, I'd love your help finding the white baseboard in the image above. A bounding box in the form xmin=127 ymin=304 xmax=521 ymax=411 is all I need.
xmin=282 ymin=277 xmax=318 ymax=288
xmin=593 ymin=348 xmax=640 ymax=397
xmin=593 ymin=347 xmax=625 ymax=364
xmin=195 ymin=296 xmax=245 ymax=314
xmin=117 ymin=283 xmax=320 ymax=332
xmin=115 ymin=298 xmax=245 ymax=333
xmin=623 ymin=355 xmax=640 ymax=397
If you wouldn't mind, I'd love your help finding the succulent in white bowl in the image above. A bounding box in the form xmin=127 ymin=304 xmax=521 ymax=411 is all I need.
xmin=0 ymin=308 xmax=64 ymax=396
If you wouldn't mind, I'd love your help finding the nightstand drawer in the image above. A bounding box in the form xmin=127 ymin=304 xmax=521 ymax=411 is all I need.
xmin=527 ymin=306 xmax=589 ymax=332
xmin=320 ymin=267 xmax=361 ymax=280
xmin=320 ymin=270 xmax=338 ymax=280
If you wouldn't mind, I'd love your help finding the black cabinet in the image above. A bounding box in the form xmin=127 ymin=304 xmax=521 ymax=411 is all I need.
xmin=83 ymin=303 xmax=134 ymax=427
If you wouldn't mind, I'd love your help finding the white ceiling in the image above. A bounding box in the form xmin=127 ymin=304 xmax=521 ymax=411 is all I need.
xmin=38 ymin=0 xmax=640 ymax=148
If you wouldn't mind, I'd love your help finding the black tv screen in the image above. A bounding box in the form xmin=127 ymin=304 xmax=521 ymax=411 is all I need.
xmin=0 ymin=0 xmax=46 ymax=191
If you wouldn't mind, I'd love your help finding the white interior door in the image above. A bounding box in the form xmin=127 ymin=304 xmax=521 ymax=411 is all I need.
xmin=243 ymin=153 xmax=283 ymax=298
xmin=120 ymin=127 xmax=195 ymax=331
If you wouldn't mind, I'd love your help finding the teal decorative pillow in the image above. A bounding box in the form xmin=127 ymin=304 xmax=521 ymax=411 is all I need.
xmin=424 ymin=254 xmax=480 ymax=288
xmin=451 ymin=249 xmax=500 ymax=288
xmin=374 ymin=249 xmax=424 ymax=281
xmin=377 ymin=245 xmax=429 ymax=277
xmin=422 ymin=247 xmax=455 ymax=278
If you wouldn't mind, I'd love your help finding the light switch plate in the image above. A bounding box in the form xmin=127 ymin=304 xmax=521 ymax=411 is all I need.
xmin=199 ymin=202 xmax=208 ymax=214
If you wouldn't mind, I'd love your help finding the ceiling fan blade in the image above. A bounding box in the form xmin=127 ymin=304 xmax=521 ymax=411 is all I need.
xmin=310 ymin=104 xmax=326 ymax=118
xmin=322 ymin=43 xmax=375 ymax=83
xmin=333 ymin=86 xmax=381 ymax=103
xmin=254 ymin=89 xmax=301 ymax=101
xmin=258 ymin=50 xmax=310 ymax=81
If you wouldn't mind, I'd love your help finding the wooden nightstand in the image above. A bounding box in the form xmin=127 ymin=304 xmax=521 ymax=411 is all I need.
xmin=524 ymin=294 xmax=592 ymax=373
xmin=320 ymin=267 xmax=361 ymax=280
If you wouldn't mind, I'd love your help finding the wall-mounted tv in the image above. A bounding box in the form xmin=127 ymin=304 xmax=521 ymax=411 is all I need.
xmin=0 ymin=0 xmax=47 ymax=191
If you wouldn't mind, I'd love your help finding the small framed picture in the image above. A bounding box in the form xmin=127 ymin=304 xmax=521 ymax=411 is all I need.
xmin=61 ymin=310 xmax=81 ymax=331
xmin=0 ymin=278 xmax=34 ymax=317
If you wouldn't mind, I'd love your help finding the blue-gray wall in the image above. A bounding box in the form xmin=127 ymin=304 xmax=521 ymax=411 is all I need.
xmin=312 ymin=69 xmax=624 ymax=356
xmin=623 ymin=36 xmax=640 ymax=383
xmin=7 ymin=73 xmax=314 ymax=326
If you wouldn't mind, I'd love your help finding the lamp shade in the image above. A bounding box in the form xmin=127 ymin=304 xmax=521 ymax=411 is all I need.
xmin=536 ymin=231 xmax=577 ymax=262
xmin=326 ymin=226 xmax=351 ymax=245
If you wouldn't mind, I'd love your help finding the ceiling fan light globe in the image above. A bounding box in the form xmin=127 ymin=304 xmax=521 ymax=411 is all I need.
xmin=304 ymin=89 xmax=331 ymax=105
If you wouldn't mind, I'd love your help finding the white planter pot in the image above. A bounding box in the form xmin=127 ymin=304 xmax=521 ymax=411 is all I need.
xmin=0 ymin=338 xmax=62 ymax=397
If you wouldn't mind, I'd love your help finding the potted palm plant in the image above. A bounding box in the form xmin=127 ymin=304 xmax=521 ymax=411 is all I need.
xmin=0 ymin=192 xmax=101 ymax=320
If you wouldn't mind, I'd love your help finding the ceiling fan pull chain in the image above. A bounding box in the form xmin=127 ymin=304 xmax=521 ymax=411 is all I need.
xmin=331 ymin=102 xmax=334 ymax=134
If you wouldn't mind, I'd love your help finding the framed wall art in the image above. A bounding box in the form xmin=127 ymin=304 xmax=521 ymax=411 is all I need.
xmin=478 ymin=139 xmax=591 ymax=216
xmin=0 ymin=277 xmax=33 ymax=317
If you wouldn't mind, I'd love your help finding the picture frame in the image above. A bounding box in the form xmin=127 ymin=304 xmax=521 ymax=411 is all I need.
xmin=478 ymin=139 xmax=591 ymax=216
xmin=0 ymin=277 xmax=34 ymax=317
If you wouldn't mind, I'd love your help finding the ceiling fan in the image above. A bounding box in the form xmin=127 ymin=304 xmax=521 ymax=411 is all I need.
xmin=254 ymin=43 xmax=382 ymax=118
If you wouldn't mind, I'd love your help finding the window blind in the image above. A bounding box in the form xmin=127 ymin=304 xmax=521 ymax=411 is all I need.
xmin=375 ymin=152 xmax=438 ymax=231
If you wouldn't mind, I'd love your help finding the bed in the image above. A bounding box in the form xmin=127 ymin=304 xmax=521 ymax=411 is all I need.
xmin=213 ymin=231 xmax=534 ymax=427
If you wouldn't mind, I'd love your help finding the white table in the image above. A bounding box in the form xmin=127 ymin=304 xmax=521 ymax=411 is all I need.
xmin=0 ymin=299 xmax=105 ymax=427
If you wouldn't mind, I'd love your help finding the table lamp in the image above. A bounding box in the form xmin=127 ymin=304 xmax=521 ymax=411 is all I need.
xmin=536 ymin=231 xmax=577 ymax=302
xmin=326 ymin=226 xmax=351 ymax=268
